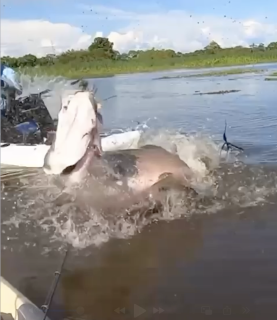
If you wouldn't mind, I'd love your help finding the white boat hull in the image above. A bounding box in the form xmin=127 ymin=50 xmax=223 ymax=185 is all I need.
xmin=1 ymin=130 xmax=141 ymax=168
xmin=1 ymin=276 xmax=50 ymax=320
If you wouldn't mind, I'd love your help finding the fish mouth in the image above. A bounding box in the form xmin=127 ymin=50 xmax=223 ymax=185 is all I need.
xmin=60 ymin=139 xmax=101 ymax=176
xmin=61 ymin=163 xmax=77 ymax=175
xmin=42 ymin=90 xmax=103 ymax=176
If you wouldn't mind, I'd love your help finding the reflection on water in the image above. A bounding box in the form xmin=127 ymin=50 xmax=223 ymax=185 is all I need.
xmin=2 ymin=200 xmax=277 ymax=320
xmin=1 ymin=64 xmax=277 ymax=320
xmin=59 ymin=217 xmax=205 ymax=320
xmin=59 ymin=205 xmax=277 ymax=320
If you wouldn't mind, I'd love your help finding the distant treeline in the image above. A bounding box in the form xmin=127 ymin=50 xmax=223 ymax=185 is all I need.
xmin=2 ymin=38 xmax=277 ymax=78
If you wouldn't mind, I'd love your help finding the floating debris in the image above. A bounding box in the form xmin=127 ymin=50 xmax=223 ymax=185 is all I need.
xmin=194 ymin=89 xmax=241 ymax=95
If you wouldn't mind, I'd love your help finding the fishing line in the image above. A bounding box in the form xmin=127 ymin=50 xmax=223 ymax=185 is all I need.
xmin=71 ymin=78 xmax=117 ymax=101
xmin=103 ymin=94 xmax=117 ymax=101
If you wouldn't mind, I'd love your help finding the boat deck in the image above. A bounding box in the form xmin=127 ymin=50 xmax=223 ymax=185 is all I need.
xmin=1 ymin=313 xmax=14 ymax=320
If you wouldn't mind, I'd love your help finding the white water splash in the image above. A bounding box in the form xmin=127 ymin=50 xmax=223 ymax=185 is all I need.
xmin=18 ymin=73 xmax=83 ymax=119
xmin=2 ymin=75 xmax=277 ymax=251
xmin=2 ymin=127 xmax=277 ymax=252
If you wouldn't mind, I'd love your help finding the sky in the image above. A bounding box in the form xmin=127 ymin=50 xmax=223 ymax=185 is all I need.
xmin=1 ymin=0 xmax=277 ymax=57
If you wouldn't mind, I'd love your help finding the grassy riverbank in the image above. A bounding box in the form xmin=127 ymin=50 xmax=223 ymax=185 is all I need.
xmin=2 ymin=37 xmax=277 ymax=79
xmin=155 ymin=68 xmax=266 ymax=80
xmin=20 ymin=56 xmax=277 ymax=79
xmin=265 ymin=71 xmax=277 ymax=81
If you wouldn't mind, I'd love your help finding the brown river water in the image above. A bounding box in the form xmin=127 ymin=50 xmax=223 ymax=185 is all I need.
xmin=1 ymin=64 xmax=277 ymax=320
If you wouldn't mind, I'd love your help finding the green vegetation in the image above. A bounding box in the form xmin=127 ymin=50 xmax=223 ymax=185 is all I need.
xmin=265 ymin=72 xmax=277 ymax=81
xmin=2 ymin=38 xmax=277 ymax=78
xmin=156 ymin=68 xmax=265 ymax=80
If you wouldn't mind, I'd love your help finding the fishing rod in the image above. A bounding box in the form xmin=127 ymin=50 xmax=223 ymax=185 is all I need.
xmin=41 ymin=248 xmax=69 ymax=320
xmin=221 ymin=120 xmax=244 ymax=153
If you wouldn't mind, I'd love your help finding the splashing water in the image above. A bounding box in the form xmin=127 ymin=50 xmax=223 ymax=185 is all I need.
xmin=2 ymin=75 xmax=277 ymax=251
xmin=18 ymin=73 xmax=83 ymax=119
xmin=2 ymin=127 xmax=277 ymax=251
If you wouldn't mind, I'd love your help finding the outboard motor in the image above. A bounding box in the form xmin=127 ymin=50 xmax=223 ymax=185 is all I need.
xmin=16 ymin=89 xmax=55 ymax=135
xmin=1 ymin=80 xmax=85 ymax=144
xmin=1 ymin=89 xmax=56 ymax=144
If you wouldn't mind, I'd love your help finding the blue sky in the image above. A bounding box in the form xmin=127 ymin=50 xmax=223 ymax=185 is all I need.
xmin=2 ymin=0 xmax=277 ymax=29
xmin=2 ymin=0 xmax=277 ymax=57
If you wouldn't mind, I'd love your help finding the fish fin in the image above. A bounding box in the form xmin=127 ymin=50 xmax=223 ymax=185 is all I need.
xmin=53 ymin=190 xmax=74 ymax=206
xmin=158 ymin=172 xmax=173 ymax=181
xmin=151 ymin=173 xmax=198 ymax=197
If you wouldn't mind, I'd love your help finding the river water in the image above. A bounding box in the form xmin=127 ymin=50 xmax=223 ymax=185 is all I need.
xmin=1 ymin=63 xmax=277 ymax=320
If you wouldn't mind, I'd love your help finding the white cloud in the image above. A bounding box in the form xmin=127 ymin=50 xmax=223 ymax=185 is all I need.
xmin=109 ymin=9 xmax=277 ymax=53
xmin=1 ymin=19 xmax=94 ymax=57
xmin=1 ymin=7 xmax=277 ymax=57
